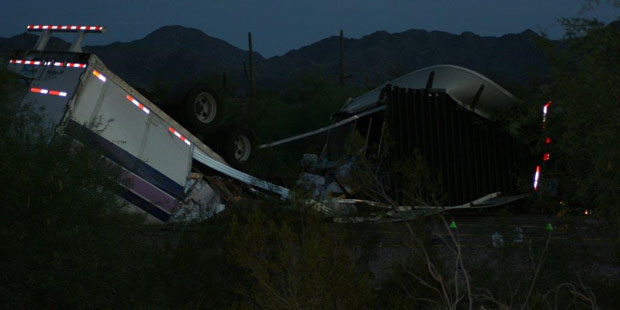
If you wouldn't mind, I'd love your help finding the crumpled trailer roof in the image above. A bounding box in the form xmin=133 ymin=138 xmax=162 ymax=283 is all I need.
xmin=260 ymin=64 xmax=521 ymax=150
xmin=341 ymin=64 xmax=519 ymax=119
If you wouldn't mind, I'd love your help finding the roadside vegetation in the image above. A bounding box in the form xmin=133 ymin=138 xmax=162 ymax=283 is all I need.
xmin=1 ymin=6 xmax=619 ymax=309
xmin=0 ymin=65 xmax=158 ymax=308
xmin=501 ymin=15 xmax=620 ymax=220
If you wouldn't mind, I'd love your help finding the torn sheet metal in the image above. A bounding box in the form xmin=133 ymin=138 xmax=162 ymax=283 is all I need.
xmin=341 ymin=64 xmax=520 ymax=118
xmin=170 ymin=178 xmax=225 ymax=222
xmin=331 ymin=192 xmax=530 ymax=223
xmin=192 ymin=148 xmax=290 ymax=199
xmin=259 ymin=105 xmax=386 ymax=149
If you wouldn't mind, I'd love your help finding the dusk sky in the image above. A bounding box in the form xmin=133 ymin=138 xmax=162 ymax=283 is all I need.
xmin=1 ymin=0 xmax=618 ymax=58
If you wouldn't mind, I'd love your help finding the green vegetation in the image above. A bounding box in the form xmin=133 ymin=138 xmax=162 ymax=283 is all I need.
xmin=502 ymin=16 xmax=620 ymax=219
xmin=0 ymin=66 xmax=157 ymax=308
xmin=1 ymin=7 xmax=619 ymax=309
xmin=540 ymin=18 xmax=620 ymax=218
xmin=228 ymin=207 xmax=374 ymax=310
xmin=244 ymin=69 xmax=365 ymax=185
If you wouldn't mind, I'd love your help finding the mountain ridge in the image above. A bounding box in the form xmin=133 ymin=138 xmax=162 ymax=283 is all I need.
xmin=0 ymin=25 xmax=549 ymax=91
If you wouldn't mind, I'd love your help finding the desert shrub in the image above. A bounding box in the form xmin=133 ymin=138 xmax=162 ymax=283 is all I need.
xmin=247 ymin=70 xmax=364 ymax=185
xmin=0 ymin=65 xmax=160 ymax=308
xmin=500 ymin=17 xmax=620 ymax=217
xmin=149 ymin=218 xmax=247 ymax=309
xmin=540 ymin=18 xmax=620 ymax=218
xmin=227 ymin=204 xmax=374 ymax=310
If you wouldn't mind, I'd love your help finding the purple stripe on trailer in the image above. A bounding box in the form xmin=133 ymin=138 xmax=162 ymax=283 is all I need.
xmin=121 ymin=167 xmax=182 ymax=214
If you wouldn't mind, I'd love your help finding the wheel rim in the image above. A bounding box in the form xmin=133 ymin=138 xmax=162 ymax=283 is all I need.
xmin=193 ymin=92 xmax=217 ymax=124
xmin=232 ymin=134 xmax=251 ymax=162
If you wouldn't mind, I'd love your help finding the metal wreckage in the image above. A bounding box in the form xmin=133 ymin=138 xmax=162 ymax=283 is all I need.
xmin=8 ymin=24 xmax=545 ymax=223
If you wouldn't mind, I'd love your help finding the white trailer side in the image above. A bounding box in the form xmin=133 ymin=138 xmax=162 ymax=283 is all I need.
xmin=9 ymin=48 xmax=288 ymax=223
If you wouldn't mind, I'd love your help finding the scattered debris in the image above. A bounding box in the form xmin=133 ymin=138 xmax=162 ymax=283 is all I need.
xmin=492 ymin=232 xmax=505 ymax=248
xmin=513 ymin=226 xmax=524 ymax=243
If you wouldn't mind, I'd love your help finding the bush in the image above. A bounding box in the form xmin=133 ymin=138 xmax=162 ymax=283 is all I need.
xmin=227 ymin=205 xmax=374 ymax=310
xmin=0 ymin=65 xmax=160 ymax=308
xmin=247 ymin=70 xmax=365 ymax=185
xmin=541 ymin=19 xmax=620 ymax=218
xmin=502 ymin=18 xmax=620 ymax=218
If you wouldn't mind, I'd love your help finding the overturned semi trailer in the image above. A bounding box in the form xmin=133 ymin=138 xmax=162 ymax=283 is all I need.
xmin=264 ymin=65 xmax=533 ymax=207
xmin=8 ymin=24 xmax=289 ymax=223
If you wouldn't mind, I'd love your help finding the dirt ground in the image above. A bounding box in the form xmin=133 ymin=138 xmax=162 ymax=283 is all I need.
xmin=360 ymin=214 xmax=620 ymax=287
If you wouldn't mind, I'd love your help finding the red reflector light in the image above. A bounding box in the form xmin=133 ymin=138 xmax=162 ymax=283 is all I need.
xmin=30 ymin=87 xmax=67 ymax=97
xmin=545 ymin=137 xmax=551 ymax=144
xmin=543 ymin=153 xmax=550 ymax=161
xmin=168 ymin=127 xmax=191 ymax=146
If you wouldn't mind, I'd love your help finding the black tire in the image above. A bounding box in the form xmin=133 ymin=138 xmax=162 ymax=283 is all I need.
xmin=219 ymin=126 xmax=256 ymax=170
xmin=183 ymin=85 xmax=223 ymax=134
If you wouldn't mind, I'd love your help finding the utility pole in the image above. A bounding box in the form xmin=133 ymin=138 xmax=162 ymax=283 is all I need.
xmin=339 ymin=30 xmax=345 ymax=88
xmin=248 ymin=32 xmax=255 ymax=101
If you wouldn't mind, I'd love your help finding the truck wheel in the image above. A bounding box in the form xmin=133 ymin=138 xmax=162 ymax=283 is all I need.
xmin=183 ymin=86 xmax=222 ymax=134
xmin=221 ymin=126 xmax=256 ymax=170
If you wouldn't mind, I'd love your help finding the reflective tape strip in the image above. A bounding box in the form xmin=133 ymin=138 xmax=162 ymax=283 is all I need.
xmin=27 ymin=24 xmax=104 ymax=32
xmin=66 ymin=62 xmax=87 ymax=68
xmin=542 ymin=101 xmax=551 ymax=125
xmin=9 ymin=60 xmax=41 ymax=65
xmin=92 ymin=70 xmax=107 ymax=82
xmin=543 ymin=100 xmax=551 ymax=116
xmin=30 ymin=87 xmax=67 ymax=97
xmin=168 ymin=127 xmax=190 ymax=145
xmin=126 ymin=95 xmax=150 ymax=114
xmin=9 ymin=59 xmax=87 ymax=68
xmin=533 ymin=165 xmax=541 ymax=190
